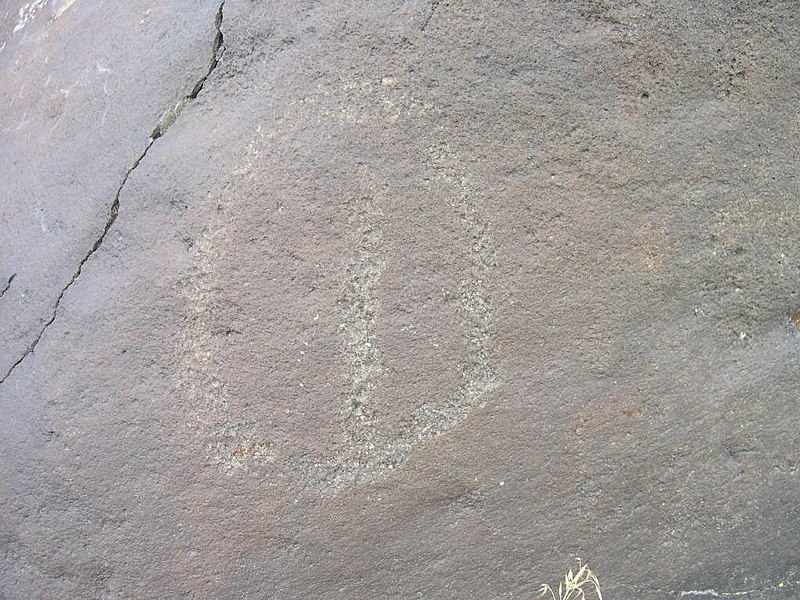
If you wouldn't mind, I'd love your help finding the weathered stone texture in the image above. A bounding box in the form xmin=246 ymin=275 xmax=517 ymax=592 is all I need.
xmin=1 ymin=1 xmax=799 ymax=598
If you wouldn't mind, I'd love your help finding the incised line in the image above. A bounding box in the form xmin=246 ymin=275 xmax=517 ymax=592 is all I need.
xmin=410 ymin=144 xmax=498 ymax=436
xmin=310 ymin=191 xmax=386 ymax=491
xmin=315 ymin=148 xmax=498 ymax=494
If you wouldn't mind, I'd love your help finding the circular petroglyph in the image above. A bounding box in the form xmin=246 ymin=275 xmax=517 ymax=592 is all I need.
xmin=175 ymin=75 xmax=499 ymax=494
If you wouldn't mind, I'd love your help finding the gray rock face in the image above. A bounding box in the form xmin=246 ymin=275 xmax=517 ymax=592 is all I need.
xmin=1 ymin=1 xmax=799 ymax=598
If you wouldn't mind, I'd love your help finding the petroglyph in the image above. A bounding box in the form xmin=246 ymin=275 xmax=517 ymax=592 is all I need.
xmin=208 ymin=79 xmax=498 ymax=492
xmin=311 ymin=145 xmax=499 ymax=494
xmin=308 ymin=186 xmax=393 ymax=491
xmin=174 ymin=206 xmax=272 ymax=474
xmin=409 ymin=142 xmax=499 ymax=437
xmin=339 ymin=191 xmax=385 ymax=432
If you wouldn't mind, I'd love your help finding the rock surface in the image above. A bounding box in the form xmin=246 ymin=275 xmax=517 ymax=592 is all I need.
xmin=1 ymin=0 xmax=799 ymax=598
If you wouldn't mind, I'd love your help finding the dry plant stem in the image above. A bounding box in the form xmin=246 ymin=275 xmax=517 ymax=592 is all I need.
xmin=539 ymin=560 xmax=603 ymax=600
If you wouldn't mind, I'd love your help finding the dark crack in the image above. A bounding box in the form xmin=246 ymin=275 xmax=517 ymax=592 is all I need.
xmin=0 ymin=274 xmax=15 ymax=299
xmin=0 ymin=139 xmax=151 ymax=386
xmin=0 ymin=2 xmax=226 ymax=387
xmin=420 ymin=0 xmax=440 ymax=31
xmin=152 ymin=2 xmax=225 ymax=139
xmin=190 ymin=1 xmax=225 ymax=99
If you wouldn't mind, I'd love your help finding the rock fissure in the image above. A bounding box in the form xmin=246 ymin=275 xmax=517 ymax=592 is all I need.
xmin=191 ymin=1 xmax=225 ymax=99
xmin=0 ymin=274 xmax=15 ymax=299
xmin=152 ymin=1 xmax=226 ymax=139
xmin=420 ymin=0 xmax=440 ymax=31
xmin=0 ymin=2 xmax=226 ymax=387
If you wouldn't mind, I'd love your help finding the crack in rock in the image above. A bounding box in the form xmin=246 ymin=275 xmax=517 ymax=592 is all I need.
xmin=0 ymin=2 xmax=226 ymax=387
xmin=0 ymin=274 xmax=16 ymax=299
xmin=152 ymin=2 xmax=225 ymax=139
xmin=420 ymin=0 xmax=440 ymax=31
